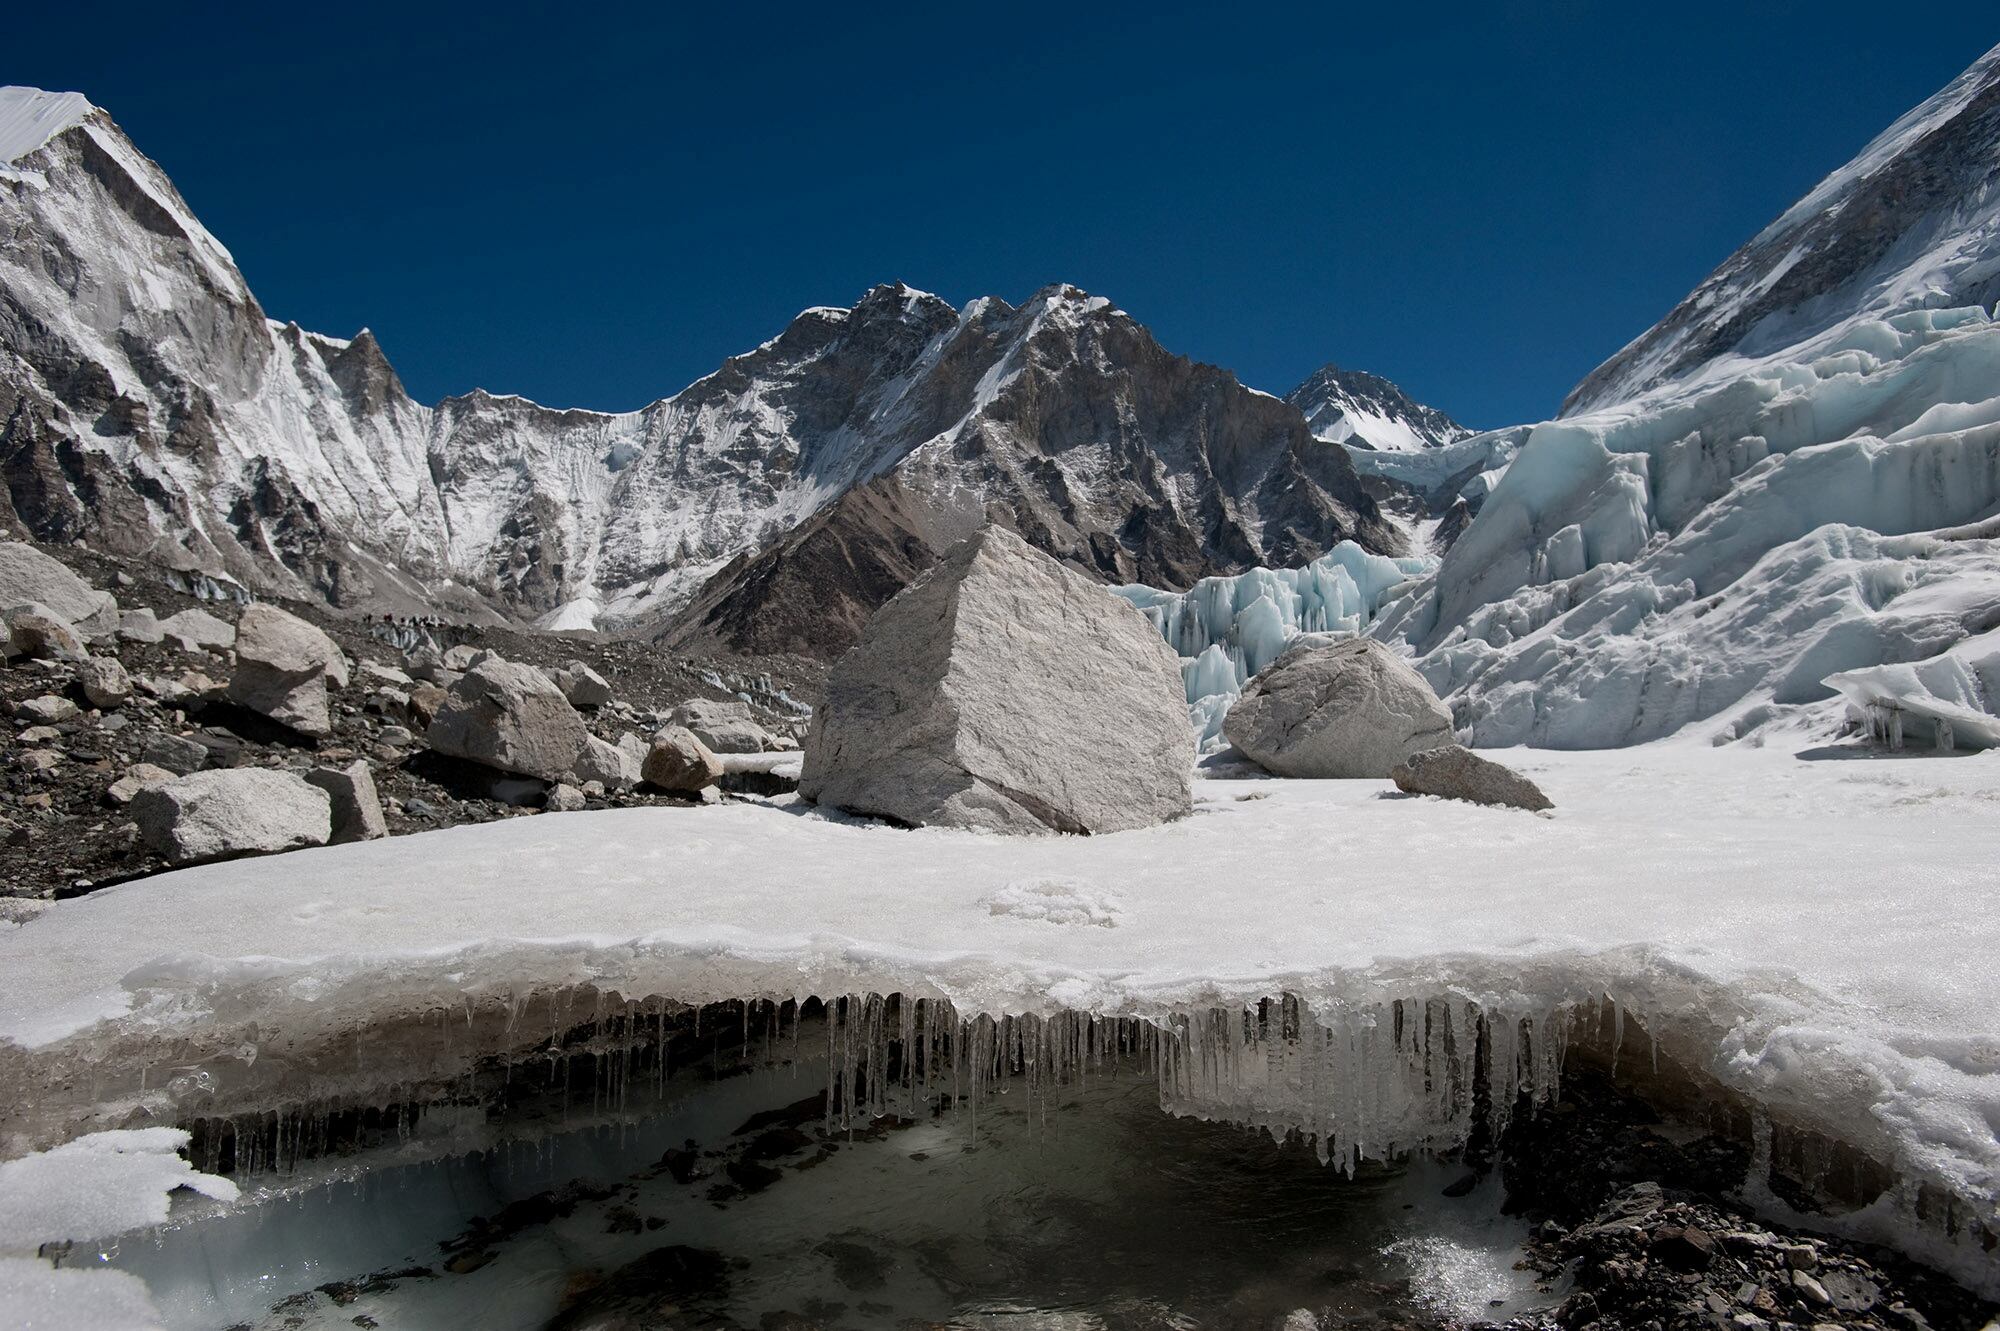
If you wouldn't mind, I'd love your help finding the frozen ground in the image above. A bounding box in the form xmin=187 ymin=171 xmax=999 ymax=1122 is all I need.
xmin=0 ymin=740 xmax=1996 ymax=1297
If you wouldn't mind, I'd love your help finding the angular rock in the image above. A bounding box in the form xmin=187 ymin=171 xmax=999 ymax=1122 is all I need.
xmin=4 ymin=604 xmax=87 ymax=661
xmin=140 ymin=733 xmax=210 ymax=776
xmin=800 ymin=527 xmax=1194 ymax=833
xmin=75 ymin=656 xmax=133 ymax=709
xmin=642 ymin=725 xmax=723 ymax=792
xmin=572 ymin=733 xmax=639 ymax=791
xmin=159 ymin=608 xmax=236 ymax=652
xmin=130 ymin=768 xmax=332 ymax=866
xmin=305 ymin=761 xmax=389 ymax=843
xmin=426 ymin=653 xmax=592 ymax=781
xmin=117 ymin=609 xmax=165 ymax=644
xmin=668 ymin=697 xmax=778 ymax=754
xmin=227 ymin=605 xmax=350 ymax=736
xmin=1224 ymin=637 xmax=1454 ymax=779
xmin=407 ymin=683 xmax=447 ymax=728
xmin=106 ymin=763 xmax=177 ymax=806
xmin=546 ymin=783 xmax=587 ymax=812
xmin=441 ymin=644 xmax=481 ymax=672
xmin=0 ymin=542 xmax=118 ymax=638
xmin=554 ymin=660 xmax=614 ymax=708
xmin=1389 ymin=743 xmax=1553 ymax=812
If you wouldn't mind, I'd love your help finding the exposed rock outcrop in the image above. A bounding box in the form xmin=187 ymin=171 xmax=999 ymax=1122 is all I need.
xmin=800 ymin=527 xmax=1194 ymax=833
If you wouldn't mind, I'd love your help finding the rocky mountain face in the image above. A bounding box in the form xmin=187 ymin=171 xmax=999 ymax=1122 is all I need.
xmin=1564 ymin=43 xmax=2000 ymax=414
xmin=0 ymin=88 xmax=1399 ymax=659
xmin=1285 ymin=364 xmax=1469 ymax=452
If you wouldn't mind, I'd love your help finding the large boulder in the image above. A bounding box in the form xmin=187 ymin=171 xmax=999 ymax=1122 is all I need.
xmin=642 ymin=725 xmax=723 ymax=792
xmin=0 ymin=542 xmax=117 ymax=638
xmin=1224 ymin=637 xmax=1454 ymax=779
xmin=1390 ymin=744 xmax=1552 ymax=812
xmin=426 ymin=652 xmax=592 ymax=780
xmin=3 ymin=604 xmax=87 ymax=661
xmin=801 ymin=526 xmax=1194 ymax=834
xmin=668 ymin=697 xmax=778 ymax=754
xmin=130 ymin=769 xmax=332 ymax=866
xmin=572 ymin=733 xmax=640 ymax=790
xmin=227 ymin=605 xmax=350 ymax=736
xmin=159 ymin=608 xmax=236 ymax=652
xmin=553 ymin=660 xmax=614 ymax=708
xmin=306 ymin=761 xmax=390 ymax=842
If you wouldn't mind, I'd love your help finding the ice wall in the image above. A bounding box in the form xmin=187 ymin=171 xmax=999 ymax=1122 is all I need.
xmin=1116 ymin=541 xmax=1433 ymax=747
xmin=1376 ymin=307 xmax=2000 ymax=748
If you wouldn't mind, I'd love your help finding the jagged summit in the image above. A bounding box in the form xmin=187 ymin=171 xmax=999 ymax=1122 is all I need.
xmin=0 ymin=96 xmax=1394 ymax=654
xmin=1284 ymin=364 xmax=1469 ymax=452
xmin=1565 ymin=40 xmax=2000 ymax=413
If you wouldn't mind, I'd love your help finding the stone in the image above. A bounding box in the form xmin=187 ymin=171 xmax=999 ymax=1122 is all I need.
xmin=106 ymin=763 xmax=177 ymax=806
xmin=1792 ymin=1272 xmax=1833 ymax=1307
xmin=360 ymin=661 xmax=414 ymax=686
xmin=801 ymin=527 xmax=1195 ymax=834
xmin=1389 ymin=743 xmax=1553 ymax=812
xmin=426 ymin=653 xmax=592 ymax=781
xmin=378 ymin=725 xmax=414 ymax=747
xmin=441 ymin=644 xmax=481 ymax=672
xmin=407 ymin=683 xmax=448 ymax=728
xmin=668 ymin=697 xmax=778 ymax=754
xmin=641 ymin=725 xmax=723 ymax=792
xmin=16 ymin=695 xmax=78 ymax=725
xmin=0 ymin=542 xmax=119 ymax=637
xmin=1651 ymin=1225 xmax=1715 ymax=1272
xmin=17 ymin=750 xmax=60 ymax=774
xmin=140 ymin=732 xmax=210 ymax=776
xmin=306 ymin=761 xmax=389 ymax=843
xmin=554 ymin=660 xmax=614 ymax=708
xmin=158 ymin=608 xmax=236 ymax=652
xmin=75 ymin=656 xmax=133 ymax=709
xmin=546 ymin=783 xmax=587 ymax=812
xmin=572 ymin=733 xmax=639 ymax=791
xmin=17 ymin=726 xmax=60 ymax=744
xmin=1224 ymin=637 xmax=1454 ymax=779
xmin=130 ymin=768 xmax=332 ymax=866
xmin=4 ymin=604 xmax=88 ymax=661
xmin=227 ymin=604 xmax=350 ymax=736
xmin=117 ymin=609 xmax=165 ymax=644
xmin=0 ymin=897 xmax=50 ymax=926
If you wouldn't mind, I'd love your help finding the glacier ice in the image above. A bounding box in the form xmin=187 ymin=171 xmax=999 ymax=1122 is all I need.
xmin=1116 ymin=541 xmax=1434 ymax=747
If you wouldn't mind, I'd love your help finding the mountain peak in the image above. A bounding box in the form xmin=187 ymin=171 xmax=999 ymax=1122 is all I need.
xmin=0 ymin=87 xmax=97 ymax=167
xmin=1284 ymin=364 xmax=1468 ymax=452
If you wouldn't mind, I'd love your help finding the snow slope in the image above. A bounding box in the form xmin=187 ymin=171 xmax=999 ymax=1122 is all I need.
xmin=0 ymin=744 xmax=1995 ymax=1291
xmin=1374 ymin=44 xmax=2000 ymax=750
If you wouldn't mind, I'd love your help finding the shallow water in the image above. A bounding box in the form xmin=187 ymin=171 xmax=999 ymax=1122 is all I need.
xmin=97 ymin=1019 xmax=1552 ymax=1330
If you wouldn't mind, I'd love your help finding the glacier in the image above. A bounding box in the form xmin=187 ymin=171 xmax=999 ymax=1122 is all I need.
xmin=0 ymin=743 xmax=1996 ymax=1303
xmin=1115 ymin=541 xmax=1434 ymax=747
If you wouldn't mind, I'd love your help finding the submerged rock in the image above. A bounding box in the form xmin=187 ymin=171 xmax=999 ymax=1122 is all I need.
xmin=1225 ymin=637 xmax=1453 ymax=779
xmin=426 ymin=653 xmax=592 ymax=781
xmin=801 ymin=526 xmax=1194 ymax=834
xmin=130 ymin=768 xmax=331 ymax=865
xmin=1390 ymin=744 xmax=1552 ymax=812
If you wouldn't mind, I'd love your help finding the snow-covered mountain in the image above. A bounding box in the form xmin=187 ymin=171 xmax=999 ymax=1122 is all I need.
xmin=0 ymin=87 xmax=1397 ymax=653
xmin=1285 ymin=364 xmax=1469 ymax=452
xmin=1373 ymin=41 xmax=2000 ymax=749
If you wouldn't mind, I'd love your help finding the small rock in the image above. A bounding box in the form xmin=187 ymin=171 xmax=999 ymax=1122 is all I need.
xmin=17 ymin=726 xmax=61 ymax=744
xmin=306 ymin=761 xmax=389 ymax=843
xmin=117 ymin=609 xmax=165 ymax=644
xmin=441 ymin=644 xmax=481 ymax=672
xmin=1390 ymin=743 xmax=1553 ymax=812
xmin=17 ymin=750 xmax=61 ymax=774
xmin=1651 ymin=1224 xmax=1715 ymax=1272
xmin=407 ymin=684 xmax=447 ymax=729
xmin=1781 ymin=1243 xmax=1819 ymax=1272
xmin=546 ymin=783 xmax=587 ymax=812
xmin=378 ymin=725 xmax=414 ymax=747
xmin=360 ymin=661 xmax=415 ymax=687
xmin=571 ymin=732 xmax=639 ymax=791
xmin=554 ymin=660 xmax=614 ymax=708
xmin=16 ymin=695 xmax=79 ymax=725
xmin=1792 ymin=1271 xmax=1833 ymax=1307
xmin=642 ymin=726 xmax=723 ymax=792
xmin=140 ymin=733 xmax=210 ymax=776
xmin=130 ymin=768 xmax=332 ymax=866
xmin=106 ymin=763 xmax=178 ymax=806
xmin=75 ymin=656 xmax=133 ymax=709
xmin=402 ymin=797 xmax=441 ymax=819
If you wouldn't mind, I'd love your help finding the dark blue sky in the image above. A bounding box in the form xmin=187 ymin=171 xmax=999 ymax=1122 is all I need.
xmin=13 ymin=6 xmax=1998 ymax=427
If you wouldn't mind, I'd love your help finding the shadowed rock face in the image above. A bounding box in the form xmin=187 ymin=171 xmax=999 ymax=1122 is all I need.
xmin=1565 ymin=45 xmax=2000 ymax=413
xmin=800 ymin=526 xmax=1195 ymax=834
xmin=1 ymin=97 xmax=1397 ymax=654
